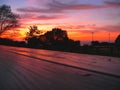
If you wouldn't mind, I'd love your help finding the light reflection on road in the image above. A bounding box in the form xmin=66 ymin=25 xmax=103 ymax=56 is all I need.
xmin=0 ymin=45 xmax=120 ymax=90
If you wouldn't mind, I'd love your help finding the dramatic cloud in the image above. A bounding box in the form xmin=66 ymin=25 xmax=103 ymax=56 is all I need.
xmin=57 ymin=24 xmax=86 ymax=29
xmin=89 ymin=25 xmax=120 ymax=32
xmin=59 ymin=24 xmax=120 ymax=33
xmin=37 ymin=15 xmax=65 ymax=20
xmin=46 ymin=0 xmax=104 ymax=11
xmin=20 ymin=13 xmax=65 ymax=21
xmin=105 ymin=1 xmax=120 ymax=7
xmin=101 ymin=25 xmax=120 ymax=32
xmin=1 ymin=0 xmax=120 ymax=42
xmin=17 ymin=0 xmax=120 ymax=14
xmin=17 ymin=7 xmax=64 ymax=13
xmin=17 ymin=0 xmax=104 ymax=13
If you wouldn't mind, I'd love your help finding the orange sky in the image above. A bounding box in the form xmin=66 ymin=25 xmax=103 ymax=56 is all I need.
xmin=0 ymin=23 xmax=119 ymax=44
xmin=0 ymin=0 xmax=120 ymax=44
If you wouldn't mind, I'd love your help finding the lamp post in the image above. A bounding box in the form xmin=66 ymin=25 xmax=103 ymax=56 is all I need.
xmin=109 ymin=32 xmax=110 ymax=43
xmin=92 ymin=32 xmax=94 ymax=42
xmin=108 ymin=32 xmax=112 ymax=55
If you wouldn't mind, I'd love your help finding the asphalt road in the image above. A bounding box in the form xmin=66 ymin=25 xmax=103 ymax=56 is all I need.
xmin=0 ymin=45 xmax=120 ymax=90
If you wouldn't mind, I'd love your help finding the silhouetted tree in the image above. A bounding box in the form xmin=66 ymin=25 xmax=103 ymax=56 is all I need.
xmin=52 ymin=28 xmax=68 ymax=41
xmin=0 ymin=5 xmax=19 ymax=35
xmin=26 ymin=25 xmax=42 ymax=39
xmin=27 ymin=37 xmax=41 ymax=48
xmin=43 ymin=28 xmax=80 ymax=50
xmin=26 ymin=25 xmax=42 ymax=48
xmin=44 ymin=28 xmax=68 ymax=42
xmin=25 ymin=27 xmax=80 ymax=50
xmin=44 ymin=31 xmax=54 ymax=42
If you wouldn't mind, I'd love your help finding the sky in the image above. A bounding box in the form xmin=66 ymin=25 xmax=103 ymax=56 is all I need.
xmin=0 ymin=0 xmax=120 ymax=44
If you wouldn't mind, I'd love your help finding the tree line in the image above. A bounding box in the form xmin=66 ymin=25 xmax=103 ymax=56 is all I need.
xmin=26 ymin=26 xmax=80 ymax=50
xmin=0 ymin=5 xmax=80 ymax=51
xmin=0 ymin=5 xmax=120 ymax=57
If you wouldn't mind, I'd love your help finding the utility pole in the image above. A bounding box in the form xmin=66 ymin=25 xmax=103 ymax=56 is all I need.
xmin=108 ymin=32 xmax=112 ymax=55
xmin=92 ymin=32 xmax=94 ymax=42
xmin=109 ymin=32 xmax=110 ymax=43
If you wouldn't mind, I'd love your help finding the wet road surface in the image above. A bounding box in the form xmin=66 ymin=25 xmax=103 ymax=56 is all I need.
xmin=0 ymin=45 xmax=120 ymax=90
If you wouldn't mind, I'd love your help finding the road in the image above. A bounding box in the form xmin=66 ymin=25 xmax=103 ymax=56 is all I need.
xmin=0 ymin=45 xmax=120 ymax=90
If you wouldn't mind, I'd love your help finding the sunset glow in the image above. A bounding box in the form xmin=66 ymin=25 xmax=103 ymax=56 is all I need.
xmin=0 ymin=0 xmax=120 ymax=44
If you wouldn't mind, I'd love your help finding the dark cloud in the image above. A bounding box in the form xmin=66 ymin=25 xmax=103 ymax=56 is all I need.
xmin=17 ymin=7 xmax=64 ymax=13
xmin=105 ymin=0 xmax=120 ymax=3
xmin=47 ymin=0 xmax=104 ymax=10
xmin=68 ymin=29 xmax=98 ymax=33
xmin=104 ymin=25 xmax=120 ymax=32
xmin=66 ymin=24 xmax=120 ymax=33
xmin=20 ymin=13 xmax=65 ymax=20
xmin=17 ymin=0 xmax=120 ymax=14
xmin=16 ymin=0 xmax=120 ymax=24
xmin=57 ymin=24 xmax=86 ymax=29
xmin=37 ymin=15 xmax=65 ymax=20
xmin=17 ymin=0 xmax=104 ymax=13
xmin=105 ymin=1 xmax=120 ymax=7
xmin=91 ymin=25 xmax=120 ymax=32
